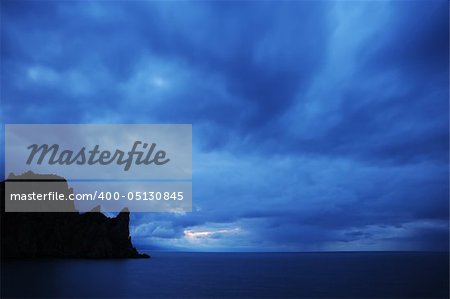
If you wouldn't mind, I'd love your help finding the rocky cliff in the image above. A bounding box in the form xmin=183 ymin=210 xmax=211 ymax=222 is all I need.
xmin=1 ymin=172 xmax=149 ymax=259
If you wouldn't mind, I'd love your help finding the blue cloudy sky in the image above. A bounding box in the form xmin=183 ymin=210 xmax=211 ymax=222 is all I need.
xmin=1 ymin=1 xmax=448 ymax=251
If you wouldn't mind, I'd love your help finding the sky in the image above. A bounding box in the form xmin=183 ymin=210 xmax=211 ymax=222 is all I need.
xmin=1 ymin=1 xmax=449 ymax=251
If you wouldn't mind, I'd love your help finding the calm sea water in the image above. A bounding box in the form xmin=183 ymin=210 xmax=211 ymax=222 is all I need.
xmin=1 ymin=252 xmax=448 ymax=298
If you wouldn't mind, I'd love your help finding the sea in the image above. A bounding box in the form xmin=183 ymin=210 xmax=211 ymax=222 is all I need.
xmin=1 ymin=252 xmax=448 ymax=298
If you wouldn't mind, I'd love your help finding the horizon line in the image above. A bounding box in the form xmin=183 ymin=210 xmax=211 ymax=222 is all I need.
xmin=138 ymin=249 xmax=450 ymax=253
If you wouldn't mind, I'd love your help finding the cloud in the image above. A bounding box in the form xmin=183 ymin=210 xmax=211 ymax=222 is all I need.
xmin=1 ymin=1 xmax=448 ymax=251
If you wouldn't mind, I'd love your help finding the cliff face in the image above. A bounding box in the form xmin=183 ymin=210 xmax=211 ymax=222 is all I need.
xmin=1 ymin=172 xmax=149 ymax=259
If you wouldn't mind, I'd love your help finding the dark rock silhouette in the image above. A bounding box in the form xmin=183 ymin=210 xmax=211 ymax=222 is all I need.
xmin=1 ymin=172 xmax=149 ymax=259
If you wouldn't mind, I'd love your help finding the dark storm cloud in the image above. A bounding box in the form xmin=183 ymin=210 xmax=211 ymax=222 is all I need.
xmin=363 ymin=1 xmax=448 ymax=76
xmin=1 ymin=1 xmax=448 ymax=251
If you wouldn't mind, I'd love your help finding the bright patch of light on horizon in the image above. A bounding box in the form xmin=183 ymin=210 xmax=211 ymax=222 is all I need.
xmin=184 ymin=227 xmax=241 ymax=239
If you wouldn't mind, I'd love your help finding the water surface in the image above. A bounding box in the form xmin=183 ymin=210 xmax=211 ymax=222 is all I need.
xmin=2 ymin=252 xmax=448 ymax=298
